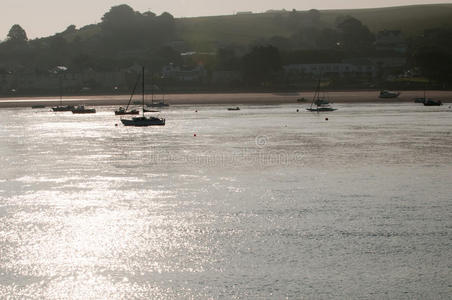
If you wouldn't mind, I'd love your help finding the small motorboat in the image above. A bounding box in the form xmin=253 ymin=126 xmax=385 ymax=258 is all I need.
xmin=227 ymin=107 xmax=240 ymax=111
xmin=52 ymin=105 xmax=75 ymax=112
xmin=72 ymin=105 xmax=96 ymax=114
xmin=379 ymin=90 xmax=400 ymax=98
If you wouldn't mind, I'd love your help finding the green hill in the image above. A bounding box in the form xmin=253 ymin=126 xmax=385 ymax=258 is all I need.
xmin=173 ymin=4 xmax=452 ymax=51
xmin=62 ymin=4 xmax=452 ymax=52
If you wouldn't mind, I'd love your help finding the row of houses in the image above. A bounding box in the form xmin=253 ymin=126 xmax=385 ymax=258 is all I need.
xmin=0 ymin=56 xmax=406 ymax=93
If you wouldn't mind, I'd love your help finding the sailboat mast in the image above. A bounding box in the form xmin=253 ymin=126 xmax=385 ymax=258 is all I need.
xmin=311 ymin=78 xmax=320 ymax=109
xmin=142 ymin=66 xmax=145 ymax=117
xmin=59 ymin=76 xmax=63 ymax=106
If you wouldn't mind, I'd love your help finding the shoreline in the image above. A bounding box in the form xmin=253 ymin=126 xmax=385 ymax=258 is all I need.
xmin=1 ymin=90 xmax=451 ymax=108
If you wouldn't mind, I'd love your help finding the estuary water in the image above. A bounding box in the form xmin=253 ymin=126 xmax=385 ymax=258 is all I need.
xmin=0 ymin=103 xmax=451 ymax=299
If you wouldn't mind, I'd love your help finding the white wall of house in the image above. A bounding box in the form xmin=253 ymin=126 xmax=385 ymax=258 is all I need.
xmin=284 ymin=63 xmax=376 ymax=77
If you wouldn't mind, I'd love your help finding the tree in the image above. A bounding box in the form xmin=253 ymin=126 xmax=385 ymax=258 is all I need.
xmin=336 ymin=16 xmax=374 ymax=53
xmin=63 ymin=25 xmax=76 ymax=34
xmin=7 ymin=24 xmax=28 ymax=43
xmin=241 ymin=45 xmax=282 ymax=85
xmin=216 ymin=47 xmax=240 ymax=70
xmin=413 ymin=29 xmax=452 ymax=85
xmin=101 ymin=4 xmax=138 ymax=31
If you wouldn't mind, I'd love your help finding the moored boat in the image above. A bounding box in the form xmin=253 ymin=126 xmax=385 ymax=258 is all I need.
xmin=120 ymin=66 xmax=166 ymax=127
xmin=115 ymin=107 xmax=139 ymax=115
xmin=52 ymin=67 xmax=74 ymax=112
xmin=414 ymin=90 xmax=442 ymax=106
xmin=72 ymin=105 xmax=96 ymax=114
xmin=121 ymin=116 xmax=165 ymax=126
xmin=115 ymin=74 xmax=140 ymax=115
xmin=227 ymin=107 xmax=240 ymax=111
xmin=306 ymin=78 xmax=337 ymax=112
xmin=52 ymin=105 xmax=74 ymax=112
xmin=379 ymin=90 xmax=400 ymax=98
xmin=423 ymin=99 xmax=442 ymax=106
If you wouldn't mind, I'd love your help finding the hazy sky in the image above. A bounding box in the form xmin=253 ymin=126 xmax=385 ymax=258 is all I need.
xmin=1 ymin=0 xmax=451 ymax=39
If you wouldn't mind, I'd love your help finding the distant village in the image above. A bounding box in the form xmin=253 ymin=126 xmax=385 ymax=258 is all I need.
xmin=0 ymin=29 xmax=409 ymax=95
xmin=0 ymin=5 xmax=450 ymax=96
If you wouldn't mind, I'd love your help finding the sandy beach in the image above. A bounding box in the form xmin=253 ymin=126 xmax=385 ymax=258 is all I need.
xmin=0 ymin=90 xmax=451 ymax=108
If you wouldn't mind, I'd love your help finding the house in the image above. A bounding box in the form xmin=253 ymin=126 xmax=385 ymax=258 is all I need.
xmin=284 ymin=60 xmax=376 ymax=78
xmin=376 ymin=30 xmax=407 ymax=54
xmin=162 ymin=63 xmax=207 ymax=81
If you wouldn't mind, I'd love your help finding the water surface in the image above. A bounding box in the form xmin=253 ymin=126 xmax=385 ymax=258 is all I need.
xmin=0 ymin=103 xmax=451 ymax=298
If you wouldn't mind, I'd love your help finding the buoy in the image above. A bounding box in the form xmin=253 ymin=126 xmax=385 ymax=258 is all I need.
xmin=115 ymin=124 xmax=118 ymax=126
xmin=296 ymin=109 xmax=299 ymax=112
xmin=195 ymin=110 xmax=198 ymax=112
xmin=194 ymin=133 xmax=197 ymax=137
xmin=325 ymin=118 xmax=328 ymax=121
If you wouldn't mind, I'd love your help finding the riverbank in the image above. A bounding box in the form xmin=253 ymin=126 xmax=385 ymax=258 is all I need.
xmin=1 ymin=90 xmax=452 ymax=108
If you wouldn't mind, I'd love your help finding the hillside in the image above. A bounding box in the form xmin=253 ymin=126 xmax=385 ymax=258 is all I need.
xmin=174 ymin=4 xmax=452 ymax=51
xmin=61 ymin=4 xmax=452 ymax=52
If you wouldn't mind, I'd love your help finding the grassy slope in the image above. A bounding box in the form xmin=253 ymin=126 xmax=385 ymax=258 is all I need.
xmin=175 ymin=4 xmax=452 ymax=51
xmin=65 ymin=4 xmax=452 ymax=51
xmin=321 ymin=4 xmax=452 ymax=34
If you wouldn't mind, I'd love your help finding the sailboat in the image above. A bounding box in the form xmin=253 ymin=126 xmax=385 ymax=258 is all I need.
xmin=306 ymin=79 xmax=337 ymax=112
xmin=146 ymin=84 xmax=169 ymax=107
xmin=52 ymin=76 xmax=74 ymax=112
xmin=115 ymin=74 xmax=140 ymax=115
xmin=121 ymin=67 xmax=166 ymax=127
xmin=72 ymin=105 xmax=96 ymax=114
xmin=414 ymin=89 xmax=442 ymax=106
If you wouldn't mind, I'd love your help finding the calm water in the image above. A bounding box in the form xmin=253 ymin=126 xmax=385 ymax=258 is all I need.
xmin=0 ymin=103 xmax=451 ymax=299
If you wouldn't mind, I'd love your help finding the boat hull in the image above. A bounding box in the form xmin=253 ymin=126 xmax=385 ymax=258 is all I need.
xmin=423 ymin=101 xmax=442 ymax=106
xmin=306 ymin=107 xmax=337 ymax=112
xmin=115 ymin=110 xmax=139 ymax=115
xmin=121 ymin=117 xmax=165 ymax=127
xmin=72 ymin=109 xmax=96 ymax=114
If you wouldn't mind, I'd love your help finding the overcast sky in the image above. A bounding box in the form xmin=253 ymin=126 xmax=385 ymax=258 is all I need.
xmin=1 ymin=0 xmax=451 ymax=39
